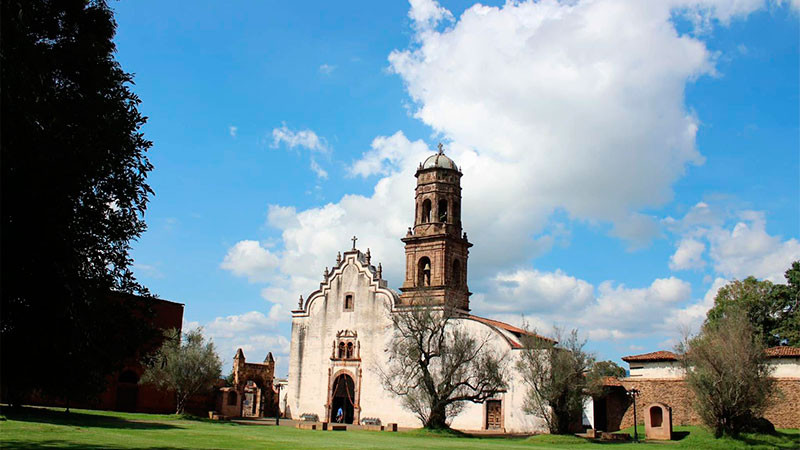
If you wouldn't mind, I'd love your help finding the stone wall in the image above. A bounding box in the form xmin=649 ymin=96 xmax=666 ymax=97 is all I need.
xmin=604 ymin=378 xmax=800 ymax=431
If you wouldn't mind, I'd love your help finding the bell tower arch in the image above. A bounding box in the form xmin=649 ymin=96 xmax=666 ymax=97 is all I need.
xmin=400 ymin=144 xmax=472 ymax=310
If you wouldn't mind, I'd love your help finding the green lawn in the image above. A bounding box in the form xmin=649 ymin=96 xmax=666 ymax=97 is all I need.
xmin=1 ymin=407 xmax=798 ymax=449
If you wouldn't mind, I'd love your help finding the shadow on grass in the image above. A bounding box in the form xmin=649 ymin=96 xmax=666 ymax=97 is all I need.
xmin=730 ymin=430 xmax=800 ymax=449
xmin=2 ymin=440 xmax=182 ymax=450
xmin=672 ymin=430 xmax=690 ymax=441
xmin=1 ymin=407 xmax=181 ymax=430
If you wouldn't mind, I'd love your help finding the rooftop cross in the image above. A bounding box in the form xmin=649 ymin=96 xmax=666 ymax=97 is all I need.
xmin=437 ymin=142 xmax=444 ymax=154
xmin=351 ymin=235 xmax=358 ymax=250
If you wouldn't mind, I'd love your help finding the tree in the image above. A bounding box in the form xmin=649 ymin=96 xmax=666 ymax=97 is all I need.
xmin=517 ymin=327 xmax=595 ymax=434
xmin=590 ymin=360 xmax=626 ymax=379
xmin=1 ymin=0 xmax=155 ymax=405
xmin=706 ymin=261 xmax=799 ymax=347
xmin=141 ymin=328 xmax=222 ymax=414
xmin=678 ymin=310 xmax=774 ymax=437
xmin=380 ymin=298 xmax=508 ymax=429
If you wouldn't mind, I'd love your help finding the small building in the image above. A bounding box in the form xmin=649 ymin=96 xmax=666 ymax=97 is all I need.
xmin=588 ymin=346 xmax=800 ymax=432
xmin=216 ymin=349 xmax=278 ymax=418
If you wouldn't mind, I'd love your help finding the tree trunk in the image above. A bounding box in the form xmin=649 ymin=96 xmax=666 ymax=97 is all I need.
xmin=176 ymin=393 xmax=186 ymax=415
xmin=425 ymin=404 xmax=449 ymax=429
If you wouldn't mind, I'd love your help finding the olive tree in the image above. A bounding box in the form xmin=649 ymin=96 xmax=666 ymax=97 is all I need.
xmin=517 ymin=327 xmax=595 ymax=434
xmin=380 ymin=298 xmax=508 ymax=429
xmin=142 ymin=328 xmax=222 ymax=414
xmin=678 ymin=310 xmax=774 ymax=437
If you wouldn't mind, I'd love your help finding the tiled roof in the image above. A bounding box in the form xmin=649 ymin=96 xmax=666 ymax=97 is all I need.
xmin=466 ymin=315 xmax=555 ymax=343
xmin=622 ymin=351 xmax=679 ymax=362
xmin=765 ymin=346 xmax=800 ymax=358
xmin=601 ymin=376 xmax=625 ymax=387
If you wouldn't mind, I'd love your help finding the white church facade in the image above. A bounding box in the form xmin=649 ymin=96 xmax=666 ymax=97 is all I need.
xmin=287 ymin=148 xmax=550 ymax=432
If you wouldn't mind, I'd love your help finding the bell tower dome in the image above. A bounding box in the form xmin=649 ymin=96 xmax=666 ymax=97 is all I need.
xmin=399 ymin=144 xmax=472 ymax=310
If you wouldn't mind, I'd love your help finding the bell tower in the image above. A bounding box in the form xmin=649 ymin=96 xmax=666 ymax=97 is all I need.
xmin=399 ymin=144 xmax=472 ymax=310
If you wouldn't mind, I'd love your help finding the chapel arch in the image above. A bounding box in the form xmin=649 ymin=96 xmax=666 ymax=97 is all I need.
xmin=452 ymin=259 xmax=462 ymax=287
xmin=418 ymin=257 xmax=431 ymax=287
xmin=438 ymin=199 xmax=448 ymax=223
xmin=421 ymin=199 xmax=432 ymax=223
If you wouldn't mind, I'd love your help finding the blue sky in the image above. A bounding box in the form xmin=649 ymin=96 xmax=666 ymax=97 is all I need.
xmin=112 ymin=0 xmax=799 ymax=376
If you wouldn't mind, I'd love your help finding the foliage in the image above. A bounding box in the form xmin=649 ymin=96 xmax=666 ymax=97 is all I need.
xmin=1 ymin=0 xmax=155 ymax=405
xmin=380 ymin=297 xmax=508 ymax=429
xmin=141 ymin=328 xmax=222 ymax=414
xmin=516 ymin=327 xmax=595 ymax=434
xmin=678 ymin=310 xmax=774 ymax=437
xmin=589 ymin=360 xmax=626 ymax=379
xmin=705 ymin=261 xmax=799 ymax=347
xmin=4 ymin=408 xmax=799 ymax=449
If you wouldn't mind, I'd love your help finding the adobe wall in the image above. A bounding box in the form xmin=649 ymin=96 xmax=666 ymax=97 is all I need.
xmin=606 ymin=378 xmax=800 ymax=431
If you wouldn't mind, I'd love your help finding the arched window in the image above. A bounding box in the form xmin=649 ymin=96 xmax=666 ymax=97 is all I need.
xmin=421 ymin=199 xmax=432 ymax=223
xmin=346 ymin=342 xmax=353 ymax=359
xmin=438 ymin=199 xmax=448 ymax=223
xmin=418 ymin=257 xmax=431 ymax=287
xmin=452 ymin=259 xmax=462 ymax=287
xmin=650 ymin=406 xmax=663 ymax=427
xmin=338 ymin=342 xmax=345 ymax=359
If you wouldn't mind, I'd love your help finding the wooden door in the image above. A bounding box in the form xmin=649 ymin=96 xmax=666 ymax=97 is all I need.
xmin=486 ymin=400 xmax=502 ymax=430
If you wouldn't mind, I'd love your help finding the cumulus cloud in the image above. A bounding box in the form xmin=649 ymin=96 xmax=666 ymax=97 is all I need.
xmin=220 ymin=240 xmax=280 ymax=283
xmin=271 ymin=124 xmax=329 ymax=153
xmin=196 ymin=310 xmax=291 ymax=375
xmin=666 ymin=204 xmax=800 ymax=282
xmin=669 ymin=238 xmax=706 ymax=270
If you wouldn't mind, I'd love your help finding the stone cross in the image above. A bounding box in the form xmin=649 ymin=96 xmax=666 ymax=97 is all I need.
xmin=351 ymin=235 xmax=358 ymax=250
xmin=437 ymin=142 xmax=444 ymax=154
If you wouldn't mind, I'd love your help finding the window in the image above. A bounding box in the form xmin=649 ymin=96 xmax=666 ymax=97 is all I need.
xmin=438 ymin=199 xmax=448 ymax=223
xmin=227 ymin=391 xmax=238 ymax=406
xmin=421 ymin=199 xmax=432 ymax=223
xmin=418 ymin=257 xmax=431 ymax=287
xmin=346 ymin=342 xmax=354 ymax=359
xmin=338 ymin=342 xmax=346 ymax=359
xmin=344 ymin=294 xmax=354 ymax=312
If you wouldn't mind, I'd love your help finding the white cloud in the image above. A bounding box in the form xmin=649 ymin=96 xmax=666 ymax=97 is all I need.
xmin=309 ymin=157 xmax=328 ymax=179
xmin=229 ymin=125 xmax=238 ymax=137
xmin=707 ymin=211 xmax=800 ymax=282
xmin=220 ymin=240 xmax=280 ymax=283
xmin=319 ymin=64 xmax=336 ymax=75
xmin=408 ymin=0 xmax=453 ymax=30
xmin=669 ymin=238 xmax=706 ymax=270
xmin=271 ymin=124 xmax=329 ymax=153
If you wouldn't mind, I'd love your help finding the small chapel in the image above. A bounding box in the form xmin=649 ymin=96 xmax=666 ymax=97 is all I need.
xmin=287 ymin=147 xmax=550 ymax=432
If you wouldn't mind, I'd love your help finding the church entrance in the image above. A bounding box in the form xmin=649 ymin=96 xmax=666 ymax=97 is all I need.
xmin=329 ymin=373 xmax=355 ymax=424
xmin=486 ymin=400 xmax=502 ymax=430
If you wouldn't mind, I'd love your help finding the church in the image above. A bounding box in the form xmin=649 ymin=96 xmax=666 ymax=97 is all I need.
xmin=287 ymin=147 xmax=549 ymax=432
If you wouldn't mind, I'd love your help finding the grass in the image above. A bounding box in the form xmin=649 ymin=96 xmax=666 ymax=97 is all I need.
xmin=1 ymin=406 xmax=798 ymax=449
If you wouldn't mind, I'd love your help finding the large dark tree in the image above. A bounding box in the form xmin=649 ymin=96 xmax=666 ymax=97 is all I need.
xmin=705 ymin=261 xmax=800 ymax=347
xmin=1 ymin=0 xmax=155 ymax=405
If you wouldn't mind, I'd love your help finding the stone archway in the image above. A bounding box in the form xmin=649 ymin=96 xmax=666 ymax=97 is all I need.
xmin=329 ymin=373 xmax=356 ymax=424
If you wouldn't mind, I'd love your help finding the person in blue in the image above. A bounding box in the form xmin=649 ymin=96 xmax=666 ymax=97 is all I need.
xmin=336 ymin=407 xmax=344 ymax=423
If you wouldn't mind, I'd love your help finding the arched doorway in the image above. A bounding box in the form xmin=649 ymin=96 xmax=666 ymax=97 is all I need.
xmin=329 ymin=373 xmax=355 ymax=424
xmin=241 ymin=380 xmax=263 ymax=417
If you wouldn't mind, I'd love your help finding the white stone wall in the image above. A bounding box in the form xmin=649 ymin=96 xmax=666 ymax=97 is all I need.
xmin=627 ymin=361 xmax=684 ymax=379
xmin=286 ymin=251 xmax=548 ymax=432
xmin=768 ymin=358 xmax=800 ymax=378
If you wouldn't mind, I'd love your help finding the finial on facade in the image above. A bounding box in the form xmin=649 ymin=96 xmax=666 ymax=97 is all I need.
xmin=437 ymin=142 xmax=444 ymax=154
xmin=324 ymin=266 xmax=329 ymax=278
xmin=366 ymin=248 xmax=371 ymax=264
xmin=463 ymin=231 xmax=468 ymax=240
xmin=298 ymin=294 xmax=304 ymax=309
xmin=351 ymin=235 xmax=358 ymax=250
xmin=377 ymin=263 xmax=382 ymax=279
xmin=336 ymin=251 xmax=341 ymax=265
xmin=407 ymin=227 xmax=413 ymax=237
